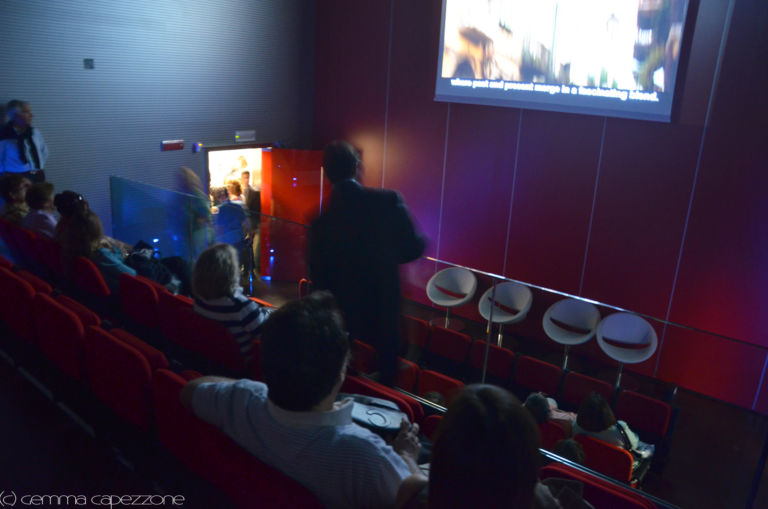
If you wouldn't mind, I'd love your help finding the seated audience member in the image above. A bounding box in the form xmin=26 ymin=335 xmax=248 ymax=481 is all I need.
xmin=53 ymin=190 xmax=88 ymax=241
xmin=430 ymin=385 xmax=546 ymax=508
xmin=0 ymin=173 xmax=31 ymax=224
xmin=22 ymin=181 xmax=58 ymax=238
xmin=181 ymin=291 xmax=421 ymax=509
xmin=525 ymin=392 xmax=577 ymax=434
xmin=397 ymin=385 xmax=593 ymax=509
xmin=191 ymin=243 xmax=272 ymax=365
xmin=573 ymin=392 xmax=652 ymax=458
xmin=58 ymin=208 xmax=135 ymax=292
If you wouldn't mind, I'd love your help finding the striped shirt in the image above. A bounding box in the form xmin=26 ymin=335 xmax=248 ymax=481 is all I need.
xmin=193 ymin=289 xmax=272 ymax=357
xmin=192 ymin=380 xmax=411 ymax=509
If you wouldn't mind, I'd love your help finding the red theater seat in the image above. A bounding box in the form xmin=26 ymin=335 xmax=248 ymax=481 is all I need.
xmin=15 ymin=269 xmax=53 ymax=295
xmin=395 ymin=357 xmax=420 ymax=393
xmin=574 ymin=434 xmax=635 ymax=485
xmin=512 ymin=355 xmax=563 ymax=397
xmin=615 ymin=390 xmax=671 ymax=442
xmin=55 ymin=295 xmax=102 ymax=329
xmin=401 ymin=315 xmax=430 ymax=348
xmin=0 ymin=267 xmax=37 ymax=344
xmin=469 ymin=339 xmax=515 ymax=381
xmin=33 ymin=293 xmax=87 ymax=381
xmin=158 ymin=291 xmax=247 ymax=373
xmin=422 ymin=414 xmax=443 ymax=441
xmin=428 ymin=325 xmax=471 ymax=364
xmin=417 ymin=369 xmax=464 ymax=405
xmin=84 ymin=326 xmax=168 ymax=431
xmin=540 ymin=420 xmax=568 ymax=451
xmin=350 ymin=339 xmax=377 ymax=375
xmin=73 ymin=256 xmax=111 ymax=298
xmin=119 ymin=273 xmax=162 ymax=329
xmin=561 ymin=371 xmax=615 ymax=410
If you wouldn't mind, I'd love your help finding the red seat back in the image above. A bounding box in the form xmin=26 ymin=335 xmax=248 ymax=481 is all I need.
xmin=0 ymin=267 xmax=36 ymax=343
xmin=513 ymin=355 xmax=563 ymax=396
xmin=395 ymin=357 xmax=420 ymax=393
xmin=561 ymin=372 xmax=615 ymax=410
xmin=428 ymin=326 xmax=471 ymax=363
xmin=574 ymin=434 xmax=635 ymax=484
xmin=422 ymin=414 xmax=443 ymax=441
xmin=615 ymin=390 xmax=671 ymax=440
xmin=540 ymin=463 xmax=656 ymax=509
xmin=539 ymin=420 xmax=568 ymax=450
xmin=15 ymin=269 xmax=52 ymax=294
xmin=73 ymin=256 xmax=111 ymax=298
xmin=55 ymin=295 xmax=102 ymax=329
xmin=84 ymin=326 xmax=163 ymax=431
xmin=401 ymin=315 xmax=430 ymax=348
xmin=33 ymin=293 xmax=87 ymax=381
xmin=119 ymin=273 xmax=160 ymax=329
xmin=417 ymin=369 xmax=464 ymax=405
xmin=350 ymin=339 xmax=377 ymax=374
xmin=469 ymin=339 xmax=515 ymax=380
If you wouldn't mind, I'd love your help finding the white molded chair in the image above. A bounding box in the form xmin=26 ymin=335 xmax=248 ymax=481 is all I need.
xmin=597 ymin=312 xmax=658 ymax=388
xmin=542 ymin=298 xmax=601 ymax=369
xmin=478 ymin=282 xmax=532 ymax=346
xmin=426 ymin=267 xmax=477 ymax=329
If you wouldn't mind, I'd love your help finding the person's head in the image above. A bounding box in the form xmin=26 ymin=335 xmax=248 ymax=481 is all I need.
xmin=61 ymin=209 xmax=104 ymax=257
xmin=0 ymin=174 xmax=31 ymax=203
xmin=54 ymin=191 xmax=88 ymax=217
xmin=524 ymin=392 xmax=551 ymax=424
xmin=260 ymin=291 xmax=350 ymax=411
xmin=576 ymin=392 xmax=616 ymax=432
xmin=226 ymin=179 xmax=242 ymax=198
xmin=177 ymin=166 xmax=202 ymax=194
xmin=211 ymin=186 xmax=228 ymax=204
xmin=25 ymin=182 xmax=55 ymax=210
xmin=8 ymin=100 xmax=32 ymax=128
xmin=5 ymin=99 xmax=22 ymax=123
xmin=553 ymin=439 xmax=585 ymax=465
xmin=430 ymin=384 xmax=540 ymax=509
xmin=191 ymin=243 xmax=239 ymax=300
xmin=240 ymin=170 xmax=250 ymax=188
xmin=322 ymin=140 xmax=360 ymax=183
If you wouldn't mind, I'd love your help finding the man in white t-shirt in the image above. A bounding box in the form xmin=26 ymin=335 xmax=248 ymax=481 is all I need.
xmin=181 ymin=291 xmax=421 ymax=509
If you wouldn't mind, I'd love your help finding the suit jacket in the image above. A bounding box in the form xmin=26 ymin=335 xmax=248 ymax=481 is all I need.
xmin=308 ymin=179 xmax=424 ymax=338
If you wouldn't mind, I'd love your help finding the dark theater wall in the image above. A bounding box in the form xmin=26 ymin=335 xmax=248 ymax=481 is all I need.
xmin=1 ymin=0 xmax=315 ymax=234
xmin=313 ymin=0 xmax=768 ymax=411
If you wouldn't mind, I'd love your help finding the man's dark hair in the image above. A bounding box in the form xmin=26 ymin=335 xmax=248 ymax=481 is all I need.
xmin=576 ymin=392 xmax=617 ymax=432
xmin=54 ymin=190 xmax=87 ymax=217
xmin=260 ymin=291 xmax=350 ymax=411
xmin=523 ymin=392 xmax=551 ymax=424
xmin=322 ymin=140 xmax=360 ymax=183
xmin=26 ymin=182 xmax=54 ymax=210
xmin=0 ymin=174 xmax=27 ymax=201
xmin=5 ymin=99 xmax=23 ymax=120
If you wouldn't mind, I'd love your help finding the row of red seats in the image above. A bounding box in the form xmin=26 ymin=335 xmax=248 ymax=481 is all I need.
xmin=0 ymin=257 xmax=324 ymax=508
xmin=356 ymin=316 xmax=673 ymax=487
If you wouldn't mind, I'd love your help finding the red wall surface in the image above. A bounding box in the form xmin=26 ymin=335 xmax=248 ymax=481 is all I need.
xmin=313 ymin=0 xmax=768 ymax=412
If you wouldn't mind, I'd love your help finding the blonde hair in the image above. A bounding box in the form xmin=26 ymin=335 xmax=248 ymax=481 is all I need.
xmin=192 ymin=243 xmax=240 ymax=300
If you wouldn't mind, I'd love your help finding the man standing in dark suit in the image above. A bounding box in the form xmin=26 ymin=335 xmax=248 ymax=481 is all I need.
xmin=308 ymin=141 xmax=425 ymax=386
